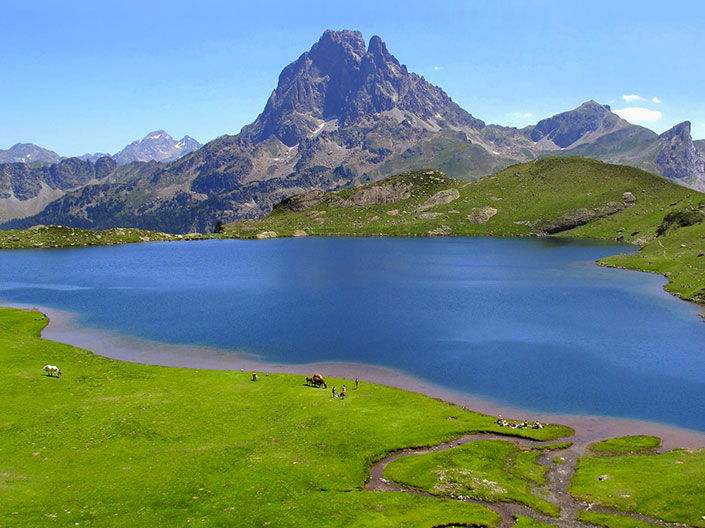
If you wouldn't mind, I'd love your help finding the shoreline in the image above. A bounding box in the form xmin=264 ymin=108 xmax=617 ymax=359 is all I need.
xmin=8 ymin=301 xmax=705 ymax=451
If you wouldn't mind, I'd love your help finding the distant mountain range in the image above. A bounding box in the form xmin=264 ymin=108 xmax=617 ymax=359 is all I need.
xmin=2 ymin=130 xmax=201 ymax=166
xmin=2 ymin=29 xmax=703 ymax=233
xmin=0 ymin=143 xmax=61 ymax=165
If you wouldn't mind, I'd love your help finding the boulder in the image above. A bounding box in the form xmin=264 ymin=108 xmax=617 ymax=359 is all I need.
xmin=418 ymin=212 xmax=443 ymax=219
xmin=417 ymin=188 xmax=460 ymax=212
xmin=255 ymin=231 xmax=278 ymax=239
xmin=467 ymin=206 xmax=498 ymax=224
xmin=623 ymin=191 xmax=637 ymax=205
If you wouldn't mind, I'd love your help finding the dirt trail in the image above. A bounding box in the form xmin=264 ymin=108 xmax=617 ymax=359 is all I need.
xmin=366 ymin=433 xmax=697 ymax=528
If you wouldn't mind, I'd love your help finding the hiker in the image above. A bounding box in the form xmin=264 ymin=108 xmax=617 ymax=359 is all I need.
xmin=341 ymin=385 xmax=347 ymax=398
xmin=355 ymin=378 xmax=359 ymax=390
xmin=252 ymin=372 xmax=258 ymax=381
xmin=331 ymin=386 xmax=337 ymax=398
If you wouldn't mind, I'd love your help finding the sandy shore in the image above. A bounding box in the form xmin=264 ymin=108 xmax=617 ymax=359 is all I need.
xmin=9 ymin=301 xmax=705 ymax=450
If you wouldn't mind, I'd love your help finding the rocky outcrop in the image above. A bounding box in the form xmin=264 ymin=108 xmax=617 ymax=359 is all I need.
xmin=467 ymin=206 xmax=498 ymax=224
xmin=542 ymin=202 xmax=625 ymax=234
xmin=341 ymin=182 xmax=411 ymax=207
xmin=417 ymin=188 xmax=460 ymax=212
xmin=255 ymin=231 xmax=278 ymax=239
xmin=275 ymin=189 xmax=329 ymax=212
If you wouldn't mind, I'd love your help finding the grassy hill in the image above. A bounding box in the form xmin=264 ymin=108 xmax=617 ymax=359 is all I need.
xmin=224 ymin=157 xmax=705 ymax=306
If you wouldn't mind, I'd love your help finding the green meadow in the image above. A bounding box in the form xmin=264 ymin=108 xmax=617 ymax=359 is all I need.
xmin=1 ymin=307 xmax=570 ymax=527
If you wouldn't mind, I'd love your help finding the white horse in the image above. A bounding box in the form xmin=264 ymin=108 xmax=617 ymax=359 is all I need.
xmin=43 ymin=364 xmax=62 ymax=378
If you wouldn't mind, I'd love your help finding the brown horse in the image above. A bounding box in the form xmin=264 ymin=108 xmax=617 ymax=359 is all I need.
xmin=311 ymin=373 xmax=327 ymax=389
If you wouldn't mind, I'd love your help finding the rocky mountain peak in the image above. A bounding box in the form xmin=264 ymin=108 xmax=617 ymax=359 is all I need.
xmin=655 ymin=121 xmax=705 ymax=187
xmin=529 ymin=100 xmax=627 ymax=148
xmin=659 ymin=121 xmax=692 ymax=141
xmin=312 ymin=29 xmax=366 ymax=60
xmin=241 ymin=29 xmax=482 ymax=147
xmin=113 ymin=130 xmax=201 ymax=165
xmin=0 ymin=143 xmax=61 ymax=164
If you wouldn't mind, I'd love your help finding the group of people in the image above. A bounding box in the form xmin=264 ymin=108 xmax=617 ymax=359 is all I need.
xmin=331 ymin=378 xmax=359 ymax=399
xmin=495 ymin=416 xmax=544 ymax=430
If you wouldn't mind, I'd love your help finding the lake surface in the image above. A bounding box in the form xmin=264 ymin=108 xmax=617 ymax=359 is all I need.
xmin=1 ymin=237 xmax=704 ymax=431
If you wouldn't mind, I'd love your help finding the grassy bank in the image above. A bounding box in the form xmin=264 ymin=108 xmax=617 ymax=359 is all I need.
xmin=1 ymin=307 xmax=573 ymax=527
xmin=224 ymin=157 xmax=705 ymax=308
xmin=0 ymin=225 xmax=207 ymax=249
xmin=383 ymin=439 xmax=561 ymax=516
xmin=570 ymin=444 xmax=705 ymax=526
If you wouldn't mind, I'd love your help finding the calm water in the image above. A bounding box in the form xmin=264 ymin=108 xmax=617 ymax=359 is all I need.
xmin=1 ymin=238 xmax=704 ymax=430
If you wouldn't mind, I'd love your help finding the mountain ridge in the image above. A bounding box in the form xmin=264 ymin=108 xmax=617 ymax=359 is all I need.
xmin=2 ymin=29 xmax=704 ymax=232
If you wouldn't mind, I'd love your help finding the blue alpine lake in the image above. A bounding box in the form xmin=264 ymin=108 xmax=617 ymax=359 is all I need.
xmin=1 ymin=237 xmax=704 ymax=431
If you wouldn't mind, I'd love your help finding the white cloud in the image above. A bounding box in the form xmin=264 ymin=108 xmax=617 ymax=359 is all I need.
xmin=613 ymin=107 xmax=663 ymax=122
xmin=512 ymin=112 xmax=533 ymax=119
xmin=652 ymin=96 xmax=662 ymax=103
xmin=622 ymin=94 xmax=643 ymax=102
xmin=433 ymin=65 xmax=444 ymax=71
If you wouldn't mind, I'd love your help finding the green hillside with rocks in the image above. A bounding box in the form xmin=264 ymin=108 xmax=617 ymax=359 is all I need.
xmin=225 ymin=157 xmax=705 ymax=306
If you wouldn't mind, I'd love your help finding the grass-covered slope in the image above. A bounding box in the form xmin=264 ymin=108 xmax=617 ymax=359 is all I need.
xmin=0 ymin=307 xmax=573 ymax=527
xmin=570 ymin=447 xmax=705 ymax=527
xmin=225 ymin=157 xmax=705 ymax=305
xmin=0 ymin=225 xmax=204 ymax=249
xmin=383 ymin=439 xmax=560 ymax=516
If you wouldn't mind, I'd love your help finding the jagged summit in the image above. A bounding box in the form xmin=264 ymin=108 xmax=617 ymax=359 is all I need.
xmin=113 ymin=130 xmax=202 ymax=165
xmin=655 ymin=121 xmax=705 ymax=187
xmin=242 ymin=29 xmax=483 ymax=146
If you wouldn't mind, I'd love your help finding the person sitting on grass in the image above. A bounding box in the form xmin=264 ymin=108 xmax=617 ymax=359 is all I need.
xmin=252 ymin=372 xmax=258 ymax=382
xmin=331 ymin=386 xmax=337 ymax=398
xmin=341 ymin=385 xmax=346 ymax=398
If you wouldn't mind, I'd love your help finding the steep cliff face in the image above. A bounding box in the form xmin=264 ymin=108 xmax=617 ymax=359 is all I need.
xmin=240 ymin=30 xmax=483 ymax=148
xmin=654 ymin=122 xmax=705 ymax=189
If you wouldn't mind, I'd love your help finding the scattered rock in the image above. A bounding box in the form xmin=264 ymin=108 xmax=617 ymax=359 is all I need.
xmin=418 ymin=212 xmax=443 ymax=220
xmin=416 ymin=188 xmax=460 ymax=212
xmin=255 ymin=231 xmax=278 ymax=239
xmin=293 ymin=230 xmax=308 ymax=237
xmin=367 ymin=215 xmax=379 ymax=222
xmin=428 ymin=225 xmax=451 ymax=236
xmin=386 ymin=209 xmax=399 ymax=216
xmin=623 ymin=191 xmax=637 ymax=205
xmin=598 ymin=474 xmax=610 ymax=481
xmin=467 ymin=206 xmax=498 ymax=224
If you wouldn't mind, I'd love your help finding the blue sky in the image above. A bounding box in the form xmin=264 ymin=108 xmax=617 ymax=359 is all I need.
xmin=2 ymin=0 xmax=703 ymax=156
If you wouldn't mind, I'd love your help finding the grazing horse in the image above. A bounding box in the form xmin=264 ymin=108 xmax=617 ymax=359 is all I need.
xmin=43 ymin=365 xmax=62 ymax=378
xmin=311 ymin=373 xmax=327 ymax=389
xmin=305 ymin=376 xmax=315 ymax=386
